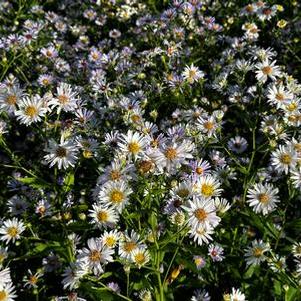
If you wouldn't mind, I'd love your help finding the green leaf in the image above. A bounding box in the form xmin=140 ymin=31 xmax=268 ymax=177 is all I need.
xmin=16 ymin=176 xmax=50 ymax=189
xmin=244 ymin=265 xmax=256 ymax=279
xmin=285 ymin=286 xmax=299 ymax=301
xmin=99 ymin=272 xmax=113 ymax=279
xmin=148 ymin=211 xmax=157 ymax=230
xmin=273 ymin=280 xmax=282 ymax=297
xmin=131 ymin=277 xmax=150 ymax=291
xmin=63 ymin=172 xmax=74 ymax=192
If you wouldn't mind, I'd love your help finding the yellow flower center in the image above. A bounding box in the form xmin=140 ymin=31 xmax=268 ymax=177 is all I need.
xmin=25 ymin=105 xmax=38 ymax=118
xmin=288 ymin=115 xmax=297 ymax=123
xmin=83 ymin=150 xmax=93 ymax=158
xmin=223 ymin=293 xmax=231 ymax=301
xmin=275 ymin=260 xmax=283 ymax=269
xmin=128 ymin=142 xmax=141 ymax=154
xmin=188 ymin=69 xmax=196 ymax=79
xmin=29 ymin=275 xmax=38 ymax=285
xmin=7 ymin=226 xmax=18 ymax=237
xmin=275 ymin=93 xmax=284 ymax=101
xmin=131 ymin=115 xmax=141 ymax=123
xmin=42 ymin=79 xmax=49 ymax=85
xmin=56 ymin=146 xmax=67 ymax=158
xmin=97 ymin=210 xmax=108 ymax=222
xmin=6 ymin=94 xmax=17 ymax=105
xmin=134 ymin=252 xmax=145 ymax=265
xmin=194 ymin=257 xmax=204 ymax=266
xmin=58 ymin=94 xmax=69 ymax=104
xmin=286 ymin=102 xmax=298 ymax=112
xmin=110 ymin=190 xmax=124 ymax=204
xmin=252 ymin=247 xmax=264 ymax=258
xmin=246 ymin=4 xmax=254 ymax=12
xmin=150 ymin=139 xmax=159 ymax=148
xmin=196 ymin=167 xmax=203 ymax=175
xmin=262 ymin=66 xmax=273 ymax=75
xmin=177 ymin=188 xmax=189 ymax=198
xmin=194 ymin=208 xmax=208 ymax=222
xmin=258 ymin=193 xmax=270 ymax=204
xmin=110 ymin=170 xmax=121 ymax=181
xmin=201 ymin=183 xmax=214 ymax=197
xmin=196 ymin=228 xmax=205 ymax=235
xmin=138 ymin=160 xmax=153 ymax=174
xmin=250 ymin=27 xmax=258 ymax=34
xmin=294 ymin=144 xmax=301 ymax=152
xmin=38 ymin=206 xmax=46 ymax=215
xmin=204 ymin=121 xmax=214 ymax=130
xmin=89 ymin=250 xmax=101 ymax=262
xmin=164 ymin=147 xmax=177 ymax=160
xmin=92 ymin=53 xmax=99 ymax=60
xmin=123 ymin=241 xmax=136 ymax=253
xmin=0 ymin=290 xmax=7 ymax=301
xmin=105 ymin=236 xmax=116 ymax=247
xmin=280 ymin=153 xmax=292 ymax=164
xmin=174 ymin=212 xmax=184 ymax=224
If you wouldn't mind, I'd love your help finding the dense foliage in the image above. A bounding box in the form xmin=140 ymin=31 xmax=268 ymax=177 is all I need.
xmin=0 ymin=0 xmax=301 ymax=300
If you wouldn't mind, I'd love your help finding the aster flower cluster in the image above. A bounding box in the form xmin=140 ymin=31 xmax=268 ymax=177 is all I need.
xmin=0 ymin=0 xmax=301 ymax=300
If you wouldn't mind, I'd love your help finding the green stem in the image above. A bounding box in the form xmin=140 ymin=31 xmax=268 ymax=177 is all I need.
xmin=126 ymin=271 xmax=130 ymax=297
xmin=162 ymin=246 xmax=179 ymax=286
xmin=85 ymin=276 xmax=133 ymax=301
xmin=156 ymin=250 xmax=164 ymax=301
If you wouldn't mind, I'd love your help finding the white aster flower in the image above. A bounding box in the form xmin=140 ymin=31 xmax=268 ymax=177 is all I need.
xmin=101 ymin=230 xmax=121 ymax=248
xmin=89 ymin=203 xmax=119 ymax=228
xmin=292 ymin=242 xmax=301 ymax=258
xmin=44 ymin=137 xmax=78 ymax=170
xmin=78 ymin=238 xmax=114 ymax=276
xmin=214 ymin=197 xmax=231 ymax=214
xmin=15 ymin=95 xmax=47 ymax=125
xmin=182 ymin=63 xmax=204 ymax=84
xmin=228 ymin=136 xmax=248 ymax=154
xmin=189 ymin=225 xmax=214 ymax=246
xmin=230 ymin=288 xmax=246 ymax=301
xmin=98 ymin=180 xmax=132 ymax=212
xmin=183 ymin=196 xmax=221 ymax=230
xmin=61 ymin=261 xmax=89 ymax=290
xmin=271 ymin=145 xmax=297 ymax=174
xmin=119 ymin=231 xmax=142 ymax=261
xmin=247 ymin=182 xmax=279 ymax=215
xmin=118 ymin=130 xmax=148 ymax=160
xmin=0 ymin=282 xmax=17 ymax=301
xmin=23 ymin=269 xmax=43 ymax=288
xmin=150 ymin=140 xmax=194 ymax=173
xmin=255 ymin=59 xmax=281 ymax=83
xmin=268 ymin=255 xmax=286 ymax=273
xmin=208 ymin=244 xmax=224 ymax=262
xmin=244 ymin=239 xmax=270 ymax=265
xmin=191 ymin=289 xmax=210 ymax=301
xmin=197 ymin=115 xmax=219 ymax=138
xmin=0 ymin=85 xmax=24 ymax=113
xmin=131 ymin=247 xmax=150 ymax=268
xmin=197 ymin=175 xmax=222 ymax=199
xmin=48 ymin=82 xmax=78 ymax=113
xmin=0 ymin=218 xmax=25 ymax=244
xmin=267 ymin=84 xmax=293 ymax=109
